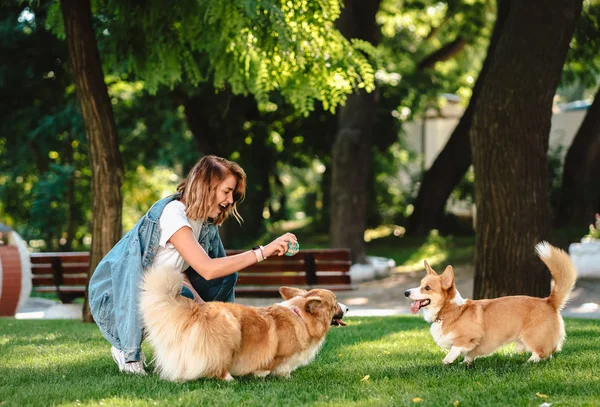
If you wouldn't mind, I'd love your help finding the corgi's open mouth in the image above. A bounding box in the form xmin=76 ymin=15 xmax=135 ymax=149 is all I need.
xmin=410 ymin=299 xmax=431 ymax=314
xmin=331 ymin=319 xmax=347 ymax=326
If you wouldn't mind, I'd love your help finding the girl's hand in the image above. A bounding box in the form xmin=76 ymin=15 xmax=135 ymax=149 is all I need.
xmin=264 ymin=233 xmax=298 ymax=257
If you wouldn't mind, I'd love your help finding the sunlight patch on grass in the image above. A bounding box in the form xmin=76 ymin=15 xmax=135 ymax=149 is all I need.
xmin=402 ymin=231 xmax=450 ymax=269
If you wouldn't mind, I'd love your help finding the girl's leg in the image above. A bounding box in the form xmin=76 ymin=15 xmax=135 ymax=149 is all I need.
xmin=181 ymin=277 xmax=205 ymax=304
xmin=185 ymin=268 xmax=238 ymax=303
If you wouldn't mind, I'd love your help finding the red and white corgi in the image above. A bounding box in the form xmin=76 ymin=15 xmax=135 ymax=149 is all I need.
xmin=404 ymin=242 xmax=577 ymax=365
xmin=140 ymin=266 xmax=348 ymax=382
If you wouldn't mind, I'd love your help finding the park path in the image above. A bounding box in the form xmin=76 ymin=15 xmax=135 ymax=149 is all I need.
xmin=15 ymin=265 xmax=600 ymax=319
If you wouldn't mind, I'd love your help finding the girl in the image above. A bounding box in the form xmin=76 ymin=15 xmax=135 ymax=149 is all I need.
xmin=88 ymin=155 xmax=297 ymax=374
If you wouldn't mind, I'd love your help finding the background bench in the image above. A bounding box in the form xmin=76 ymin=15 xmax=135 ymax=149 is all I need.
xmin=30 ymin=252 xmax=89 ymax=304
xmin=226 ymin=248 xmax=353 ymax=296
xmin=30 ymin=249 xmax=353 ymax=302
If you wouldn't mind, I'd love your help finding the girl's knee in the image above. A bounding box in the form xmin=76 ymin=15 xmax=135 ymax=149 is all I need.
xmin=222 ymin=271 xmax=238 ymax=288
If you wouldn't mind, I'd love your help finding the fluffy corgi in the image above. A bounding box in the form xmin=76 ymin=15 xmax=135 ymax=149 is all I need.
xmin=404 ymin=242 xmax=577 ymax=365
xmin=139 ymin=267 xmax=348 ymax=382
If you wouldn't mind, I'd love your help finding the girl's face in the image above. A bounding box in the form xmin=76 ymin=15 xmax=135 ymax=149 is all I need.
xmin=210 ymin=174 xmax=238 ymax=218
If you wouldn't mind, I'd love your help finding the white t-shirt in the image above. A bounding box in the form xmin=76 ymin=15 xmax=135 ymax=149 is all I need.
xmin=152 ymin=200 xmax=203 ymax=272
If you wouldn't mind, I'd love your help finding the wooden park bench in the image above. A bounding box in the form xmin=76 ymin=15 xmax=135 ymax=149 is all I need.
xmin=227 ymin=248 xmax=354 ymax=296
xmin=30 ymin=249 xmax=354 ymax=302
xmin=30 ymin=252 xmax=90 ymax=304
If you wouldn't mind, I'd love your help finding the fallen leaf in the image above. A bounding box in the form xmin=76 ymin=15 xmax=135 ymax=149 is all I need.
xmin=536 ymin=393 xmax=549 ymax=399
xmin=384 ymin=351 xmax=391 ymax=355
xmin=360 ymin=375 xmax=370 ymax=382
xmin=338 ymin=354 xmax=343 ymax=357
xmin=453 ymin=400 xmax=459 ymax=406
xmin=412 ymin=397 xmax=423 ymax=403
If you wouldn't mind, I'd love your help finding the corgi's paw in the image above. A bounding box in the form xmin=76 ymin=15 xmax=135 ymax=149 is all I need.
xmin=222 ymin=372 xmax=235 ymax=381
xmin=253 ymin=370 xmax=271 ymax=378
xmin=514 ymin=341 xmax=527 ymax=354
xmin=527 ymin=353 xmax=543 ymax=363
xmin=442 ymin=356 xmax=456 ymax=365
xmin=461 ymin=357 xmax=474 ymax=367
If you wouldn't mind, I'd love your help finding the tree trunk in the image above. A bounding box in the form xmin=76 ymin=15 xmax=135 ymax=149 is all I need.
xmin=555 ymin=86 xmax=600 ymax=228
xmin=330 ymin=0 xmax=380 ymax=264
xmin=61 ymin=0 xmax=124 ymax=322
xmin=407 ymin=0 xmax=509 ymax=236
xmin=64 ymin=132 xmax=75 ymax=252
xmin=470 ymin=0 xmax=581 ymax=299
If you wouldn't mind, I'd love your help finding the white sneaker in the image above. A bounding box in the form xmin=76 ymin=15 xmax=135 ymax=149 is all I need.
xmin=111 ymin=346 xmax=147 ymax=375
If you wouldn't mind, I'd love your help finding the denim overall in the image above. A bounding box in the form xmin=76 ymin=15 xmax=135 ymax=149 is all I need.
xmin=88 ymin=193 xmax=238 ymax=362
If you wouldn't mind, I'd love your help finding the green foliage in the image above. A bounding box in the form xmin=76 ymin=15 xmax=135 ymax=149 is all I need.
xmin=377 ymin=0 xmax=493 ymax=119
xmin=560 ymin=0 xmax=600 ymax=95
xmin=1 ymin=318 xmax=599 ymax=406
xmin=368 ymin=144 xmax=412 ymax=227
xmin=0 ymin=1 xmax=90 ymax=249
xmin=585 ymin=213 xmax=600 ymax=240
xmin=45 ymin=0 xmax=378 ymax=115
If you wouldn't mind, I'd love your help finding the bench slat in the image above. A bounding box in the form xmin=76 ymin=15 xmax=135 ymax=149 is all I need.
xmin=238 ymin=262 xmax=307 ymax=273
xmin=30 ymin=252 xmax=90 ymax=263
xmin=237 ymin=274 xmax=351 ymax=286
xmin=314 ymin=261 xmax=352 ymax=272
xmin=34 ymin=286 xmax=86 ymax=293
xmin=31 ymin=264 xmax=89 ymax=275
xmin=33 ymin=276 xmax=88 ymax=286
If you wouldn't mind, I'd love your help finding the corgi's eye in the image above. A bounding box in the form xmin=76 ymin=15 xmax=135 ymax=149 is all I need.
xmin=424 ymin=286 xmax=431 ymax=291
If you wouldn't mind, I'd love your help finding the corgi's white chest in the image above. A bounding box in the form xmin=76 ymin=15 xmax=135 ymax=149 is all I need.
xmin=430 ymin=321 xmax=453 ymax=349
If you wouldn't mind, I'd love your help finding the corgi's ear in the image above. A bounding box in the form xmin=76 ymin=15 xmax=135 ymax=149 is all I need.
xmin=424 ymin=260 xmax=437 ymax=276
xmin=441 ymin=265 xmax=455 ymax=290
xmin=305 ymin=297 xmax=322 ymax=314
xmin=279 ymin=287 xmax=306 ymax=300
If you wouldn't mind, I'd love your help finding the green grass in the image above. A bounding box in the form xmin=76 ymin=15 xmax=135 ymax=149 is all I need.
xmin=1 ymin=317 xmax=599 ymax=406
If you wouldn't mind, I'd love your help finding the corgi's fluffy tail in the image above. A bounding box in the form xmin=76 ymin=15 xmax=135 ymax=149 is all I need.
xmin=140 ymin=267 xmax=240 ymax=382
xmin=535 ymin=241 xmax=577 ymax=311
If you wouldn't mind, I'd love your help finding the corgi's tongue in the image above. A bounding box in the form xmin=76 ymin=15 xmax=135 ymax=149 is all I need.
xmin=410 ymin=300 xmax=424 ymax=314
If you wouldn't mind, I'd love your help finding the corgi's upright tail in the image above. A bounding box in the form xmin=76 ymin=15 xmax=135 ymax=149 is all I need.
xmin=140 ymin=266 xmax=186 ymax=319
xmin=139 ymin=266 xmax=196 ymax=380
xmin=535 ymin=241 xmax=577 ymax=311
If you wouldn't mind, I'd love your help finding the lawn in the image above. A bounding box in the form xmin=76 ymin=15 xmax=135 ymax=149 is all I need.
xmin=1 ymin=317 xmax=599 ymax=407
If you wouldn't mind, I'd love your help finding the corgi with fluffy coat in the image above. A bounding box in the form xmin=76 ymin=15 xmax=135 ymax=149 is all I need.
xmin=139 ymin=266 xmax=348 ymax=382
xmin=404 ymin=242 xmax=577 ymax=365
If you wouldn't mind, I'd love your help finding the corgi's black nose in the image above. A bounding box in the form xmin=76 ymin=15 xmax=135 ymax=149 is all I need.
xmin=404 ymin=290 xmax=410 ymax=297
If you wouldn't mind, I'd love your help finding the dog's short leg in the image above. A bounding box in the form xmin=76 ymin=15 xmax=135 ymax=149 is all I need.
xmin=462 ymin=356 xmax=474 ymax=367
xmin=253 ymin=370 xmax=271 ymax=378
xmin=528 ymin=352 xmax=552 ymax=363
xmin=271 ymin=369 xmax=292 ymax=379
xmin=514 ymin=340 xmax=527 ymax=353
xmin=442 ymin=346 xmax=465 ymax=365
xmin=221 ymin=372 xmax=235 ymax=381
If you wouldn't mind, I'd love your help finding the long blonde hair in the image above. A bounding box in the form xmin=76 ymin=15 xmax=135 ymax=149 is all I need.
xmin=176 ymin=155 xmax=246 ymax=225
